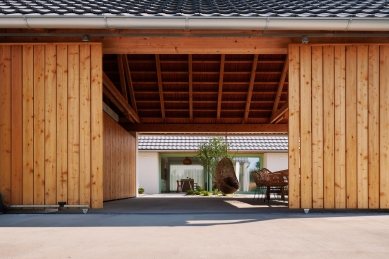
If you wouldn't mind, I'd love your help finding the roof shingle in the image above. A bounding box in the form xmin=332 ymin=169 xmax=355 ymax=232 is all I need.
xmin=138 ymin=135 xmax=288 ymax=151
xmin=1 ymin=0 xmax=389 ymax=17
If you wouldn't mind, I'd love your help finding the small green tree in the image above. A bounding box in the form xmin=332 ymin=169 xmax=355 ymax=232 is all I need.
xmin=196 ymin=137 xmax=233 ymax=191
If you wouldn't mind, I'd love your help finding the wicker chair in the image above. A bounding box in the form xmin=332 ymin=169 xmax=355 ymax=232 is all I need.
xmin=251 ymin=171 xmax=266 ymax=200
xmin=215 ymin=157 xmax=239 ymax=194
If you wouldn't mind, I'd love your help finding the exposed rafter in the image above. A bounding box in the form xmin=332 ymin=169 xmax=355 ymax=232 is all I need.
xmin=269 ymin=102 xmax=289 ymax=124
xmin=188 ymin=54 xmax=193 ymax=122
xmin=217 ymin=54 xmax=225 ymax=122
xmin=155 ymin=54 xmax=165 ymax=121
xmin=117 ymin=54 xmax=128 ymax=102
xmin=271 ymin=54 xmax=289 ymax=117
xmin=122 ymin=54 xmax=137 ymax=113
xmin=122 ymin=123 xmax=288 ymax=133
xmin=243 ymin=54 xmax=259 ymax=123
xmin=102 ymin=72 xmax=140 ymax=123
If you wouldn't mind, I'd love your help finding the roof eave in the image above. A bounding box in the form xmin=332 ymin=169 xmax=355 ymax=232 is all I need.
xmin=1 ymin=16 xmax=389 ymax=31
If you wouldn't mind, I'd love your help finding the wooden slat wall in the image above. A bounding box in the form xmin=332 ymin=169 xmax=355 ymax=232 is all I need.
xmin=289 ymin=44 xmax=389 ymax=209
xmin=103 ymin=112 xmax=137 ymax=201
xmin=0 ymin=43 xmax=103 ymax=208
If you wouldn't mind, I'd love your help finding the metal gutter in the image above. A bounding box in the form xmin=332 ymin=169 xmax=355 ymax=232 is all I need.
xmin=0 ymin=15 xmax=389 ymax=31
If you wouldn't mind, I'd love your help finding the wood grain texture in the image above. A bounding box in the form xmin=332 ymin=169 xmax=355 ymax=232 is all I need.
xmin=311 ymin=46 xmax=324 ymax=209
xmin=22 ymin=45 xmax=34 ymax=205
xmin=188 ymin=54 xmax=193 ymax=122
xmin=11 ymin=45 xmax=23 ymax=204
xmin=357 ymin=45 xmax=369 ymax=209
xmin=67 ymin=44 xmax=80 ymax=205
xmin=244 ymin=54 xmax=259 ymax=123
xmin=368 ymin=45 xmax=380 ymax=209
xmin=79 ymin=45 xmax=91 ymax=205
xmin=33 ymin=45 xmax=45 ymax=205
xmin=288 ymin=45 xmax=300 ymax=209
xmin=103 ymin=112 xmax=137 ymax=201
xmin=103 ymin=112 xmax=111 ymax=201
xmin=299 ymin=46 xmax=312 ymax=208
xmin=0 ymin=45 xmax=12 ymax=205
xmin=346 ymin=46 xmax=358 ymax=208
xmin=91 ymin=44 xmax=103 ymax=208
xmin=44 ymin=45 xmax=57 ymax=204
xmin=56 ymin=45 xmax=68 ymax=204
xmin=323 ymin=46 xmax=335 ymax=209
xmin=334 ymin=46 xmax=346 ymax=208
xmin=380 ymin=45 xmax=389 ymax=209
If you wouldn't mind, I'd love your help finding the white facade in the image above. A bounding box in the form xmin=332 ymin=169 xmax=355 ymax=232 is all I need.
xmin=263 ymin=153 xmax=288 ymax=172
xmin=138 ymin=152 xmax=160 ymax=194
xmin=138 ymin=151 xmax=288 ymax=194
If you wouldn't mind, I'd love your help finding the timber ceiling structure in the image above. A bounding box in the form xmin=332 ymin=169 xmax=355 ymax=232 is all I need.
xmin=102 ymin=53 xmax=289 ymax=128
xmin=2 ymin=0 xmax=389 ymax=133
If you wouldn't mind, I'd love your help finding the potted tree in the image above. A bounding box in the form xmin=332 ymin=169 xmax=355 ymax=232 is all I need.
xmin=196 ymin=137 xmax=233 ymax=191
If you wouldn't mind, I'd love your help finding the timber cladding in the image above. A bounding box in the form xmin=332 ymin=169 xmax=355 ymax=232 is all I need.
xmin=0 ymin=43 xmax=103 ymax=208
xmin=103 ymin=112 xmax=136 ymax=201
xmin=289 ymin=44 xmax=389 ymax=209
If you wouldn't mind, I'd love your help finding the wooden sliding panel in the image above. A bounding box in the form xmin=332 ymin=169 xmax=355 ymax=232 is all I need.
xmin=346 ymin=46 xmax=358 ymax=208
xmin=91 ymin=44 xmax=103 ymax=208
xmin=33 ymin=45 xmax=45 ymax=205
xmin=380 ymin=46 xmax=389 ymax=208
xmin=299 ymin=46 xmax=312 ymax=208
xmin=11 ymin=46 xmax=23 ymax=205
xmin=68 ymin=44 xmax=80 ymax=205
xmin=22 ymin=45 xmax=34 ymax=205
xmin=0 ymin=46 xmax=12 ymax=205
xmin=368 ymin=45 xmax=380 ymax=209
xmin=79 ymin=45 xmax=91 ymax=206
xmin=311 ymin=46 xmax=324 ymax=208
xmin=56 ymin=45 xmax=68 ymax=204
xmin=323 ymin=46 xmax=335 ymax=209
xmin=334 ymin=46 xmax=346 ymax=208
xmin=288 ymin=45 xmax=300 ymax=209
xmin=1 ymin=43 xmax=102 ymax=208
xmin=103 ymin=112 xmax=137 ymax=201
xmin=44 ymin=45 xmax=57 ymax=205
xmin=357 ymin=46 xmax=369 ymax=209
xmin=103 ymin=112 xmax=111 ymax=201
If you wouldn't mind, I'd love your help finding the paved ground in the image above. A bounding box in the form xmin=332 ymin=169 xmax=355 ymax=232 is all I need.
xmin=1 ymin=195 xmax=389 ymax=259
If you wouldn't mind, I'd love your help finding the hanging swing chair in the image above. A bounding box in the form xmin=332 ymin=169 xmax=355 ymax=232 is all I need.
xmin=215 ymin=157 xmax=239 ymax=194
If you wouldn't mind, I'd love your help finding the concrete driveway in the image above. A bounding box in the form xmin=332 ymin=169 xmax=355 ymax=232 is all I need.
xmin=1 ymin=195 xmax=389 ymax=259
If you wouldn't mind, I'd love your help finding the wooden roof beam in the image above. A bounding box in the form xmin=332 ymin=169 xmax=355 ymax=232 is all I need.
xmin=117 ymin=54 xmax=128 ymax=102
xmin=217 ymin=54 xmax=226 ymax=122
xmin=102 ymin=72 xmax=140 ymax=123
xmin=122 ymin=54 xmax=138 ymax=113
xmin=269 ymin=102 xmax=288 ymax=124
xmin=243 ymin=54 xmax=259 ymax=123
xmin=122 ymin=123 xmax=287 ymax=133
xmin=271 ymin=54 xmax=289 ymax=117
xmin=155 ymin=54 xmax=165 ymax=121
xmin=188 ymin=54 xmax=193 ymax=122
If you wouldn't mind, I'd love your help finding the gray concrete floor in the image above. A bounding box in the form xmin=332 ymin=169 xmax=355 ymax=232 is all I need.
xmin=1 ymin=195 xmax=389 ymax=258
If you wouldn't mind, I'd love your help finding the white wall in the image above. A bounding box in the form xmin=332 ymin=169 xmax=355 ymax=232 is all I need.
xmin=264 ymin=153 xmax=288 ymax=172
xmin=138 ymin=152 xmax=160 ymax=194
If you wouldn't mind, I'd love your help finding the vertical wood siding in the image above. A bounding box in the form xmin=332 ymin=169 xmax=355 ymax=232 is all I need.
xmin=0 ymin=43 xmax=103 ymax=208
xmin=103 ymin=112 xmax=137 ymax=201
xmin=289 ymin=44 xmax=389 ymax=209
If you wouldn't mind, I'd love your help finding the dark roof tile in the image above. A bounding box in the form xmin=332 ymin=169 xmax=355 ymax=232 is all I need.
xmin=0 ymin=0 xmax=388 ymax=17
xmin=138 ymin=135 xmax=288 ymax=151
